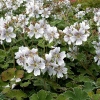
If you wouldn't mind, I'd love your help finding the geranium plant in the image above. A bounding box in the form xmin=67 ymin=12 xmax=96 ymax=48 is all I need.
xmin=0 ymin=0 xmax=100 ymax=100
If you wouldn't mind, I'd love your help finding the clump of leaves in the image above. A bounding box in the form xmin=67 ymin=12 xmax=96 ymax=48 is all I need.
xmin=72 ymin=0 xmax=100 ymax=8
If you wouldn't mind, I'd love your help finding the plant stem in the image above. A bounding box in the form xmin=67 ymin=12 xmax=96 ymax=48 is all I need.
xmin=81 ymin=62 xmax=96 ymax=81
xmin=2 ymin=43 xmax=6 ymax=51
xmin=19 ymin=33 xmax=27 ymax=46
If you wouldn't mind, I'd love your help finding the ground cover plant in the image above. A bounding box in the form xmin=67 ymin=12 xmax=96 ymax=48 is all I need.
xmin=0 ymin=0 xmax=100 ymax=100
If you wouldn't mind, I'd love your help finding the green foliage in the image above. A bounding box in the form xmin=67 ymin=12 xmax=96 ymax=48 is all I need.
xmin=20 ymin=81 xmax=31 ymax=87
xmin=4 ymin=89 xmax=27 ymax=100
xmin=63 ymin=87 xmax=91 ymax=100
xmin=92 ymin=94 xmax=100 ymax=100
xmin=72 ymin=0 xmax=100 ymax=8
xmin=29 ymin=88 xmax=91 ymax=100
xmin=30 ymin=90 xmax=54 ymax=100
xmin=1 ymin=68 xmax=16 ymax=81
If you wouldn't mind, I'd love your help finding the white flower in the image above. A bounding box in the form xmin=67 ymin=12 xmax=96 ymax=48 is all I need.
xmin=5 ymin=0 xmax=12 ymax=9
xmin=44 ymin=26 xmax=59 ymax=43
xmin=7 ymin=76 xmax=21 ymax=89
xmin=11 ymin=76 xmax=21 ymax=83
xmin=0 ymin=27 xmax=5 ymax=44
xmin=53 ymin=63 xmax=68 ymax=78
xmin=41 ymin=53 xmax=54 ymax=75
xmin=63 ymin=26 xmax=73 ymax=45
xmin=28 ymin=48 xmax=38 ymax=59
xmin=38 ymin=19 xmax=47 ymax=28
xmin=93 ymin=41 xmax=100 ymax=65
xmin=26 ymin=1 xmax=43 ymax=18
xmin=75 ymin=11 xmax=86 ymax=19
xmin=5 ymin=84 xmax=10 ymax=88
xmin=41 ymin=7 xmax=51 ymax=18
xmin=94 ymin=51 xmax=100 ymax=65
xmin=3 ymin=27 xmax=16 ymax=43
xmin=0 ymin=2 xmax=3 ymax=9
xmin=97 ymin=27 xmax=100 ymax=40
xmin=98 ymin=27 xmax=100 ymax=33
xmin=26 ymin=55 xmax=45 ymax=76
xmin=16 ymin=78 xmax=21 ymax=82
xmin=34 ymin=4 xmax=43 ymax=18
xmin=0 ymin=17 xmax=5 ymax=27
xmin=80 ymin=20 xmax=90 ymax=30
xmin=70 ymin=28 xmax=89 ymax=45
xmin=50 ymin=47 xmax=66 ymax=65
xmin=93 ymin=41 xmax=100 ymax=54
xmin=28 ymin=23 xmax=44 ymax=39
xmin=15 ymin=46 xmax=30 ymax=66
xmin=94 ymin=10 xmax=100 ymax=26
xmin=11 ymin=84 xmax=16 ymax=89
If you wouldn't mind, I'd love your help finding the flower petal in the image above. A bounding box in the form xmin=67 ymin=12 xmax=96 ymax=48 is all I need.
xmin=34 ymin=69 xmax=40 ymax=76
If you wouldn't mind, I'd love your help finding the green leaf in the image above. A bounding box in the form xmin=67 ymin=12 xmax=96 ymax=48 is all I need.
xmin=64 ymin=87 xmax=90 ymax=100
xmin=47 ymin=42 xmax=54 ymax=48
xmin=30 ymin=94 xmax=39 ymax=100
xmin=76 ymin=75 xmax=93 ymax=82
xmin=92 ymin=94 xmax=100 ymax=100
xmin=57 ymin=94 xmax=68 ymax=100
xmin=77 ymin=53 xmax=86 ymax=61
xmin=73 ymin=88 xmax=90 ymax=100
xmin=0 ymin=79 xmax=8 ymax=90
xmin=0 ymin=92 xmax=8 ymax=100
xmin=38 ymin=39 xmax=45 ymax=48
xmin=1 ymin=68 xmax=16 ymax=81
xmin=30 ymin=90 xmax=54 ymax=100
xmin=24 ymin=73 xmax=33 ymax=80
xmin=83 ymin=82 xmax=95 ymax=92
xmin=1 ymin=63 xmax=9 ymax=69
xmin=96 ymin=78 xmax=100 ymax=86
xmin=63 ymin=90 xmax=74 ymax=99
xmin=10 ymin=46 xmax=19 ymax=52
xmin=48 ymin=80 xmax=61 ymax=90
xmin=46 ymin=92 xmax=54 ymax=100
xmin=0 ymin=49 xmax=6 ymax=57
xmin=20 ymin=81 xmax=31 ymax=87
xmin=15 ymin=70 xmax=24 ymax=78
xmin=96 ymin=89 xmax=100 ymax=94
xmin=0 ymin=57 xmax=5 ymax=63
xmin=38 ymin=90 xmax=47 ymax=100
xmin=5 ymin=89 xmax=27 ymax=100
xmin=2 ymin=87 xmax=10 ymax=94
xmin=57 ymin=24 xmax=65 ymax=30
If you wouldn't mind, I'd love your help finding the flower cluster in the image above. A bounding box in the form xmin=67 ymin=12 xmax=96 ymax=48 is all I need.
xmin=94 ymin=8 xmax=100 ymax=39
xmin=42 ymin=47 xmax=67 ymax=78
xmin=75 ymin=11 xmax=86 ymax=19
xmin=15 ymin=46 xmax=67 ymax=78
xmin=63 ymin=20 xmax=90 ymax=45
xmin=27 ymin=19 xmax=59 ymax=43
xmin=15 ymin=46 xmax=45 ymax=76
xmin=25 ymin=0 xmax=51 ymax=18
xmin=94 ymin=8 xmax=100 ymax=26
xmin=93 ymin=9 xmax=100 ymax=65
xmin=0 ymin=17 xmax=16 ymax=44
xmin=0 ymin=0 xmax=25 ymax=10
xmin=93 ymin=41 xmax=100 ymax=65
